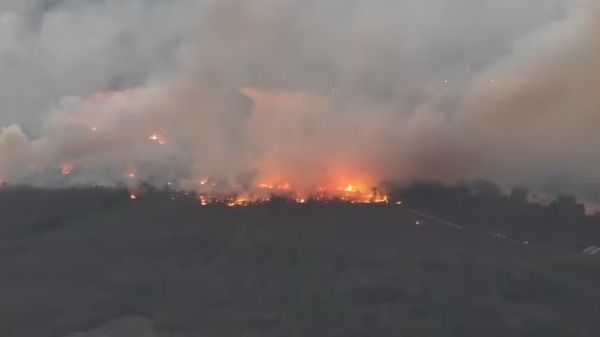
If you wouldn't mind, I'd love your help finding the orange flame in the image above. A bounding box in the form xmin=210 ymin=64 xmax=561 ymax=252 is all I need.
xmin=343 ymin=184 xmax=358 ymax=193
xmin=60 ymin=164 xmax=74 ymax=175
xmin=190 ymin=172 xmax=390 ymax=206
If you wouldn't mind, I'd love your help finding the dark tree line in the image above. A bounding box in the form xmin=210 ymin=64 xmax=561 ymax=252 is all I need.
xmin=1 ymin=181 xmax=599 ymax=250
xmin=390 ymin=180 xmax=599 ymax=249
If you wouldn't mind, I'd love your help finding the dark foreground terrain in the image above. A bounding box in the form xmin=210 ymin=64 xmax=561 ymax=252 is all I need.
xmin=1 ymin=186 xmax=600 ymax=336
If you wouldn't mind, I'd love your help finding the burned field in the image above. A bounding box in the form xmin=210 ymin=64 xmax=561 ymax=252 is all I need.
xmin=1 ymin=187 xmax=600 ymax=337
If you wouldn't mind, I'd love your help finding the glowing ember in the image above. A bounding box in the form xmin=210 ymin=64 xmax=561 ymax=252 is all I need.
xmin=130 ymin=194 xmax=137 ymax=200
xmin=60 ymin=164 xmax=74 ymax=175
xmin=149 ymin=133 xmax=166 ymax=145
xmin=124 ymin=168 xmax=138 ymax=179
xmin=188 ymin=176 xmax=392 ymax=206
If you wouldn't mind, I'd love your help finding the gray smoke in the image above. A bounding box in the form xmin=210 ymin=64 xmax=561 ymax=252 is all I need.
xmin=459 ymin=0 xmax=600 ymax=201
xmin=3 ymin=0 xmax=598 ymax=202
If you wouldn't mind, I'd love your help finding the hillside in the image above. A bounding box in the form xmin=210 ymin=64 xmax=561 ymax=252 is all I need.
xmin=1 ymin=187 xmax=600 ymax=336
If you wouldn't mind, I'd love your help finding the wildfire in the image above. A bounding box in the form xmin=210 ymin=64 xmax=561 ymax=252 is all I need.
xmin=204 ymin=192 xmax=390 ymax=207
xmin=228 ymin=197 xmax=250 ymax=207
xmin=149 ymin=133 xmax=166 ymax=145
xmin=60 ymin=164 xmax=74 ymax=175
xmin=72 ymin=86 xmax=396 ymax=208
xmin=128 ymin=187 xmax=141 ymax=200
xmin=142 ymin=174 xmax=401 ymax=208
xmin=191 ymin=176 xmax=392 ymax=207
xmin=200 ymin=195 xmax=208 ymax=205
xmin=343 ymin=184 xmax=358 ymax=193
xmin=124 ymin=167 xmax=138 ymax=179
xmin=258 ymin=181 xmax=292 ymax=190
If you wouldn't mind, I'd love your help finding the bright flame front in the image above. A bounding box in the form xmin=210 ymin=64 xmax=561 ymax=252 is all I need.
xmin=190 ymin=175 xmax=390 ymax=207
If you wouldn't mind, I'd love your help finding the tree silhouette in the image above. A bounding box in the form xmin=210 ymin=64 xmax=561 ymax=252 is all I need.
xmin=510 ymin=186 xmax=530 ymax=203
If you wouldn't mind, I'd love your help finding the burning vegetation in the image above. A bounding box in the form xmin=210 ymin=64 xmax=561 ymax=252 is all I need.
xmin=40 ymin=87 xmax=392 ymax=207
xmin=129 ymin=176 xmax=391 ymax=207
xmin=60 ymin=164 xmax=74 ymax=176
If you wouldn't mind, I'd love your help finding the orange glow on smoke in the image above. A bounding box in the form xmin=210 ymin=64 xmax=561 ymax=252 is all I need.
xmin=149 ymin=133 xmax=166 ymax=145
xmin=124 ymin=167 xmax=138 ymax=179
xmin=60 ymin=164 xmax=74 ymax=175
xmin=248 ymin=164 xmax=387 ymax=204
xmin=128 ymin=187 xmax=142 ymax=200
xmin=191 ymin=170 xmax=390 ymax=207
xmin=74 ymin=87 xmax=393 ymax=207
xmin=343 ymin=184 xmax=358 ymax=192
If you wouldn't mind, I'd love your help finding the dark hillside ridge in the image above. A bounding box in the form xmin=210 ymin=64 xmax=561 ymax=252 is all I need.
xmin=1 ymin=184 xmax=600 ymax=336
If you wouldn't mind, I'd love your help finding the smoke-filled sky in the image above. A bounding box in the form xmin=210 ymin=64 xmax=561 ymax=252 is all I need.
xmin=1 ymin=0 xmax=599 ymax=201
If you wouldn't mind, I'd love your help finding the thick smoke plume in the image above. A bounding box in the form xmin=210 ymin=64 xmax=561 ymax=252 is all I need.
xmin=459 ymin=0 xmax=600 ymax=200
xmin=1 ymin=0 xmax=598 ymax=201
